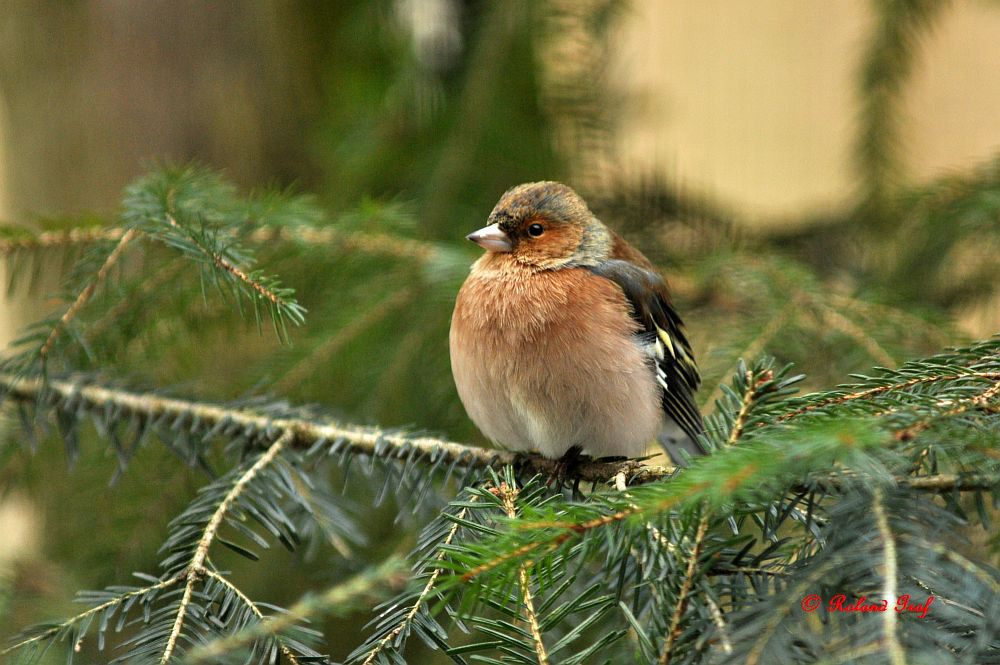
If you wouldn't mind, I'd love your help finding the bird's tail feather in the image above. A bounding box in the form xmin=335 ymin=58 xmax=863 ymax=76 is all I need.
xmin=657 ymin=417 xmax=707 ymax=467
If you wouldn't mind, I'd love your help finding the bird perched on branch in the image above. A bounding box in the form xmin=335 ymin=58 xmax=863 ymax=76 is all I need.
xmin=449 ymin=182 xmax=705 ymax=467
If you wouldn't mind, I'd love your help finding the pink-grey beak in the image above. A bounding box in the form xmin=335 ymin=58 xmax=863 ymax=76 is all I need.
xmin=466 ymin=223 xmax=513 ymax=253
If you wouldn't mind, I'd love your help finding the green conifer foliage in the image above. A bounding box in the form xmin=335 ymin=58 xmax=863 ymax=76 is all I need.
xmin=2 ymin=2 xmax=1000 ymax=664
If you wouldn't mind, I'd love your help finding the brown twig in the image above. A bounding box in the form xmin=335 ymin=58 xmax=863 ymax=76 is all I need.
xmin=895 ymin=375 xmax=1000 ymax=440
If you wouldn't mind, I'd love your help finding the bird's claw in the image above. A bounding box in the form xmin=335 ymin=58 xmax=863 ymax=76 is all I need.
xmin=546 ymin=445 xmax=588 ymax=492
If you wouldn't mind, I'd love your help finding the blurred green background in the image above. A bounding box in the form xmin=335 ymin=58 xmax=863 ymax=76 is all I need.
xmin=1 ymin=1 xmax=999 ymax=662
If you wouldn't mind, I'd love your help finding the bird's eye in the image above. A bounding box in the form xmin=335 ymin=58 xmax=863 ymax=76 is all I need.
xmin=527 ymin=223 xmax=544 ymax=237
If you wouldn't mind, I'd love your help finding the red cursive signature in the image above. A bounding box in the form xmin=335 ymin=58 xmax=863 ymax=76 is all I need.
xmin=800 ymin=594 xmax=934 ymax=618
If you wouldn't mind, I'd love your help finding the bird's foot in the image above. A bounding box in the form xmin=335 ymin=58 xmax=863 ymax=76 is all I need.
xmin=546 ymin=445 xmax=589 ymax=491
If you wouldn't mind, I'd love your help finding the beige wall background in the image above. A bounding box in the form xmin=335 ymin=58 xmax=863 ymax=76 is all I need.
xmin=611 ymin=0 xmax=1000 ymax=224
xmin=0 ymin=0 xmax=997 ymax=346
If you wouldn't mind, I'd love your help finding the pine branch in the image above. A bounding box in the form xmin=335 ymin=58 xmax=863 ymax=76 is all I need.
xmin=6 ymin=339 xmax=1000 ymax=663
xmin=661 ymin=365 xmax=763 ymax=664
xmin=2 ymin=373 xmax=996 ymax=494
xmin=1 ymin=574 xmax=183 ymax=658
xmin=118 ymin=167 xmax=310 ymax=340
xmin=39 ymin=228 xmax=139 ymax=358
xmin=188 ymin=558 xmax=407 ymax=664
xmin=658 ymin=513 xmax=709 ymax=665
xmin=894 ymin=374 xmax=1000 ymax=440
xmin=778 ymin=371 xmax=1000 ymax=423
xmin=0 ymin=372 xmax=674 ymax=485
xmin=496 ymin=481 xmax=551 ymax=665
xmin=871 ymin=487 xmax=905 ymax=665
xmin=164 ymin=211 xmax=292 ymax=311
xmin=0 ymin=226 xmax=126 ymax=252
xmin=159 ymin=430 xmax=293 ymax=664
xmin=355 ymin=497 xmax=478 ymax=665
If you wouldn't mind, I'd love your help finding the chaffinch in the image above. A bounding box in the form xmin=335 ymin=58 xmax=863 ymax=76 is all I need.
xmin=449 ymin=182 xmax=705 ymax=465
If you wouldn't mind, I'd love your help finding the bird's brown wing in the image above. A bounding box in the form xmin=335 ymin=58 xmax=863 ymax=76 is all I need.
xmin=610 ymin=231 xmax=657 ymax=270
xmin=585 ymin=258 xmax=705 ymax=453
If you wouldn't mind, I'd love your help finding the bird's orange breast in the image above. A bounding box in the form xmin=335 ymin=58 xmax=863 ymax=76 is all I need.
xmin=449 ymin=254 xmax=662 ymax=458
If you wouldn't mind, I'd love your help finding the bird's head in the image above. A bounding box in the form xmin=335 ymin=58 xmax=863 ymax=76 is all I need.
xmin=466 ymin=182 xmax=612 ymax=269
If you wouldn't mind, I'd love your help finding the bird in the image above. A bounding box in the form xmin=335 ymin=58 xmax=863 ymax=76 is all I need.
xmin=449 ymin=181 xmax=705 ymax=467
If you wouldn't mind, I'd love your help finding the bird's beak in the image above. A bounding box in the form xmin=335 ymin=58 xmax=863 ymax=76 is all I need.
xmin=466 ymin=223 xmax=513 ymax=253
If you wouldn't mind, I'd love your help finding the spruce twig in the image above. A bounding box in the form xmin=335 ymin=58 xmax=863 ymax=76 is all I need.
xmin=872 ymin=487 xmax=906 ymax=665
xmin=159 ymin=430 xmax=294 ymax=664
xmin=195 ymin=569 xmax=303 ymax=665
xmin=661 ymin=367 xmax=761 ymax=664
xmin=0 ymin=575 xmax=183 ymax=658
xmin=659 ymin=514 xmax=709 ymax=665
xmin=163 ymin=213 xmax=292 ymax=311
xmin=778 ymin=371 xmax=1000 ymax=423
xmin=358 ymin=496 xmax=479 ymax=665
xmin=496 ymin=481 xmax=550 ymax=665
xmin=189 ymin=559 xmax=407 ymax=664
